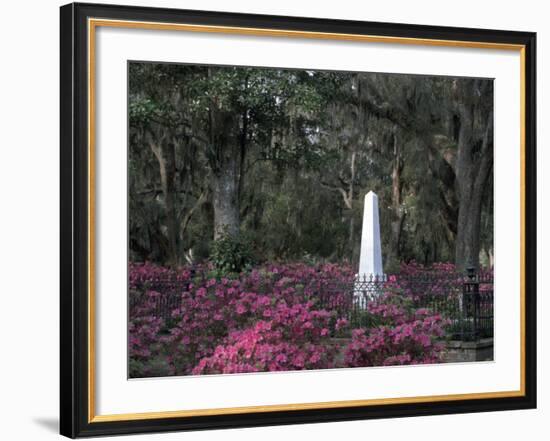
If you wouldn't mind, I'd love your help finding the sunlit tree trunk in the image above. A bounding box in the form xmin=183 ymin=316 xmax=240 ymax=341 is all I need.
xmin=148 ymin=134 xmax=179 ymax=266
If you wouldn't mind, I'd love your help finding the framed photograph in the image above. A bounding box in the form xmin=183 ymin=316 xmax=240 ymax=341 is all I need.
xmin=60 ymin=2 xmax=536 ymax=438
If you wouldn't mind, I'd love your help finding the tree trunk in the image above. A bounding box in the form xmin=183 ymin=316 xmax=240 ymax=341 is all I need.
xmin=348 ymin=215 xmax=355 ymax=257
xmin=455 ymin=184 xmax=483 ymax=270
xmin=454 ymin=89 xmax=493 ymax=270
xmin=347 ymin=150 xmax=357 ymax=261
xmin=389 ymin=128 xmax=405 ymax=267
xmin=212 ymin=154 xmax=240 ymax=239
xmin=207 ymin=68 xmax=246 ymax=241
xmin=149 ymin=137 xmax=179 ymax=266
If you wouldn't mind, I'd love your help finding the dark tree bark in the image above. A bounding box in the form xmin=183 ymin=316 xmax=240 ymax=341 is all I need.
xmin=426 ymin=138 xmax=459 ymax=240
xmin=454 ymin=80 xmax=493 ymax=270
xmin=320 ymin=149 xmax=357 ymax=261
xmin=389 ymin=128 xmax=405 ymax=266
xmin=345 ymin=150 xmax=357 ymax=258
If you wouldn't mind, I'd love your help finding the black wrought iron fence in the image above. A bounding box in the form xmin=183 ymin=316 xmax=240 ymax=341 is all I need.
xmin=129 ymin=279 xmax=189 ymax=324
xmin=315 ymin=268 xmax=493 ymax=341
xmin=129 ymin=268 xmax=493 ymax=342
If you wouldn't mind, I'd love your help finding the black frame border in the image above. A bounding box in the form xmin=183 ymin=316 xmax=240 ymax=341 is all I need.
xmin=60 ymin=2 xmax=537 ymax=438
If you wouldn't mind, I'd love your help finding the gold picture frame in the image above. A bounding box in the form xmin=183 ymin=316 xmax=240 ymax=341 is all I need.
xmin=60 ymin=2 xmax=536 ymax=437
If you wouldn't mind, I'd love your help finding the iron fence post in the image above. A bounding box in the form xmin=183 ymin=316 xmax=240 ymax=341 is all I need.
xmin=464 ymin=267 xmax=480 ymax=341
xmin=472 ymin=271 xmax=480 ymax=340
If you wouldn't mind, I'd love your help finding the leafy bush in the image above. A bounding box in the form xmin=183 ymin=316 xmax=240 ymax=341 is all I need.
xmin=210 ymin=231 xmax=255 ymax=276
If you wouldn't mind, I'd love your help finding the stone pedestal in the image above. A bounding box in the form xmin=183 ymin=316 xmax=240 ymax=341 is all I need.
xmin=441 ymin=338 xmax=494 ymax=363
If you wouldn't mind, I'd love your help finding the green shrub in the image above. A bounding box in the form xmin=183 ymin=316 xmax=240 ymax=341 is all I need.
xmin=210 ymin=231 xmax=254 ymax=276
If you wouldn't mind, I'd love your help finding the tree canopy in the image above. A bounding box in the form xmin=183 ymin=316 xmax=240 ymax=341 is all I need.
xmin=129 ymin=62 xmax=493 ymax=270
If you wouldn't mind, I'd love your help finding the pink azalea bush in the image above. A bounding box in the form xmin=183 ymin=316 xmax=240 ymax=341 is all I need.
xmin=385 ymin=261 xmax=463 ymax=300
xmin=193 ymin=303 xmax=337 ymax=374
xmin=155 ymin=264 xmax=348 ymax=376
xmin=343 ymin=294 xmax=448 ymax=367
xmin=128 ymin=261 xmax=454 ymax=377
xmin=129 ymin=290 xmax=175 ymax=377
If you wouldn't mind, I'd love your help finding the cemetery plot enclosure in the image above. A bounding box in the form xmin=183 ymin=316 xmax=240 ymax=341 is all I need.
xmin=130 ymin=268 xmax=493 ymax=342
xmin=128 ymin=264 xmax=493 ymax=378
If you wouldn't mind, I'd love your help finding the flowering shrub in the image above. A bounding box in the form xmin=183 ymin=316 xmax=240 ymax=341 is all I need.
xmin=129 ymin=290 xmax=175 ymax=377
xmin=155 ymin=266 xmax=346 ymax=375
xmin=162 ymin=277 xmax=243 ymax=376
xmin=193 ymin=303 xmax=337 ymax=374
xmin=343 ymin=294 xmax=448 ymax=367
xmin=128 ymin=261 xmax=458 ymax=377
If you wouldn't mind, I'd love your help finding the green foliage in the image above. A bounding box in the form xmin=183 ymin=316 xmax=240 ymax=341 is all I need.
xmin=210 ymin=231 xmax=255 ymax=276
xmin=128 ymin=61 xmax=493 ymax=269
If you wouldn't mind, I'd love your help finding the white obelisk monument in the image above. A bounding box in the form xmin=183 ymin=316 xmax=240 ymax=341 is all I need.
xmin=356 ymin=191 xmax=384 ymax=306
